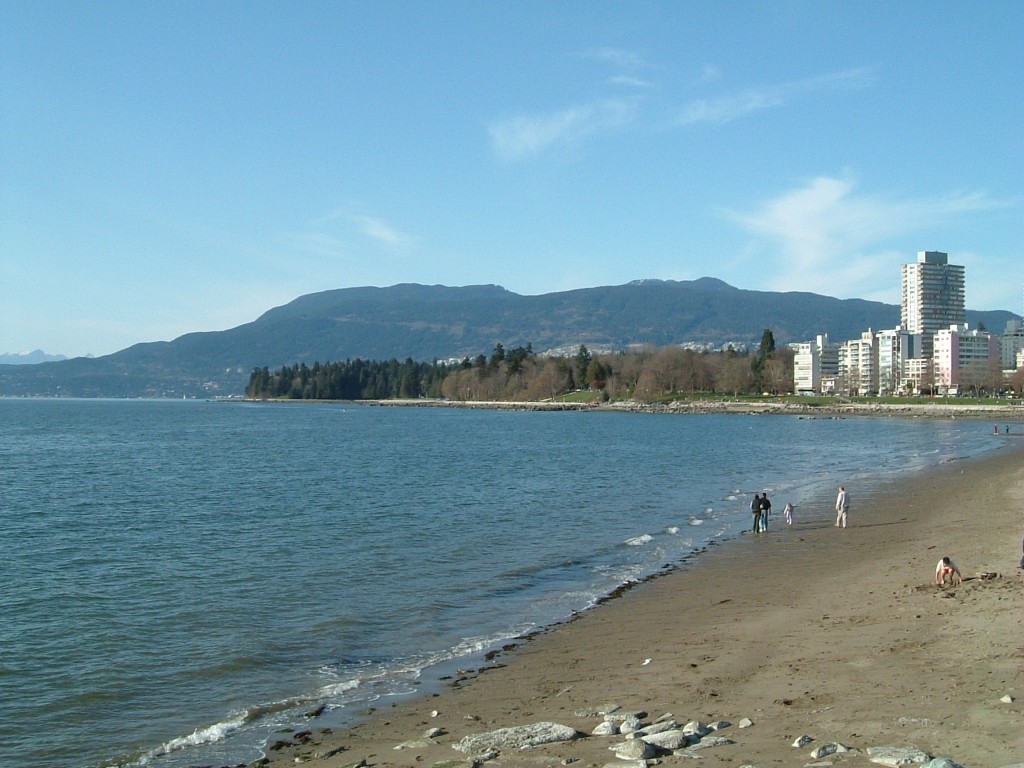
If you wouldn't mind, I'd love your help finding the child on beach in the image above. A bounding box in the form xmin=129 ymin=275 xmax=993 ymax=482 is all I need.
xmin=783 ymin=502 xmax=794 ymax=525
xmin=935 ymin=556 xmax=962 ymax=586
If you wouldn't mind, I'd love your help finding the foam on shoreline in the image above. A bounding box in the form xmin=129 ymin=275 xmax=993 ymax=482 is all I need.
xmin=261 ymin=442 xmax=1024 ymax=767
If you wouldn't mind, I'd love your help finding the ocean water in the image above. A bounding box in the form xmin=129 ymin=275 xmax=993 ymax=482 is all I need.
xmin=0 ymin=399 xmax=1003 ymax=768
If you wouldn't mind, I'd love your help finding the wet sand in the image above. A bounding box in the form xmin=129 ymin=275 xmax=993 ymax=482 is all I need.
xmin=264 ymin=443 xmax=1024 ymax=767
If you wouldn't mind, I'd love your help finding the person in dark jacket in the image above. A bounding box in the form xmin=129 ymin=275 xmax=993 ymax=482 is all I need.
xmin=760 ymin=494 xmax=772 ymax=531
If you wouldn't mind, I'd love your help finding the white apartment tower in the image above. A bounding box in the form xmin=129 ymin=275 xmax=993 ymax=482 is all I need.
xmin=838 ymin=329 xmax=879 ymax=395
xmin=900 ymin=251 xmax=965 ymax=359
xmin=876 ymin=326 xmax=919 ymax=395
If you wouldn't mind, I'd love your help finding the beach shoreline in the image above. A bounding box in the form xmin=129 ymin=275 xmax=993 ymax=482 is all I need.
xmin=255 ymin=441 xmax=1024 ymax=768
xmin=353 ymin=397 xmax=1024 ymax=421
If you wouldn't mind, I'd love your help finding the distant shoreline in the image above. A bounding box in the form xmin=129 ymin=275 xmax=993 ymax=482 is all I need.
xmin=345 ymin=397 xmax=1024 ymax=421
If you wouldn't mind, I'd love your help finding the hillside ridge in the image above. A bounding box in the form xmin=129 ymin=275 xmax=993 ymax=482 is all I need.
xmin=1 ymin=279 xmax=1015 ymax=398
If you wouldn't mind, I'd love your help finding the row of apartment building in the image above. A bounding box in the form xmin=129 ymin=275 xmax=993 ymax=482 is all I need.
xmin=792 ymin=251 xmax=1024 ymax=396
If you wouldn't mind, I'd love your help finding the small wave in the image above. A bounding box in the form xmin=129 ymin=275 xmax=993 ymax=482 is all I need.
xmin=688 ymin=519 xmax=704 ymax=526
xmin=623 ymin=534 xmax=653 ymax=546
xmin=449 ymin=629 xmax=530 ymax=657
xmin=137 ymin=714 xmax=247 ymax=764
xmin=665 ymin=526 xmax=680 ymax=535
xmin=317 ymin=676 xmax=362 ymax=697
xmin=131 ymin=691 xmax=327 ymax=766
xmin=242 ymin=695 xmax=317 ymax=723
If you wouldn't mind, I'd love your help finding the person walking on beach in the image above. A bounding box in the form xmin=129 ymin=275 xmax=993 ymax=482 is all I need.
xmin=760 ymin=493 xmax=771 ymax=531
xmin=783 ymin=502 xmax=794 ymax=525
xmin=935 ymin=556 xmax=962 ymax=586
xmin=835 ymin=486 xmax=849 ymax=528
xmin=751 ymin=493 xmax=762 ymax=533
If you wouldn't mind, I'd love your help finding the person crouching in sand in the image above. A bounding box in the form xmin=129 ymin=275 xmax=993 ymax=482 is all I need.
xmin=935 ymin=556 xmax=962 ymax=586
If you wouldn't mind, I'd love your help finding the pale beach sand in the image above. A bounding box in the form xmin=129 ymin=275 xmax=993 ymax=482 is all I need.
xmin=264 ymin=442 xmax=1024 ymax=768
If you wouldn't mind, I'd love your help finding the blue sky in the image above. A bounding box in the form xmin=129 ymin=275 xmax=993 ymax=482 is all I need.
xmin=2 ymin=1 xmax=1022 ymax=358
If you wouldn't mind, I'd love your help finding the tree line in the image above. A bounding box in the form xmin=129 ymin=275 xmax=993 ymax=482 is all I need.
xmin=246 ymin=330 xmax=795 ymax=402
xmin=246 ymin=358 xmax=452 ymax=400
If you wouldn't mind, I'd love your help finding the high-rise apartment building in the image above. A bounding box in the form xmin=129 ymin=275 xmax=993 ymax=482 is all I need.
xmin=876 ymin=326 xmax=919 ymax=395
xmin=790 ymin=334 xmax=839 ymax=394
xmin=838 ymin=329 xmax=878 ymax=396
xmin=900 ymin=251 xmax=965 ymax=358
xmin=933 ymin=324 xmax=998 ymax=393
xmin=1000 ymin=320 xmax=1024 ymax=369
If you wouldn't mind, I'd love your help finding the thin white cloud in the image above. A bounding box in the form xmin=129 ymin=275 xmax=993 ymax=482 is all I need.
xmin=581 ymin=46 xmax=646 ymax=70
xmin=725 ymin=175 xmax=1005 ymax=299
xmin=278 ymin=230 xmax=349 ymax=260
xmin=313 ymin=209 xmax=413 ymax=248
xmin=698 ymin=63 xmax=721 ymax=83
xmin=674 ymin=66 xmax=877 ymax=126
xmin=354 ymin=215 xmax=411 ymax=247
xmin=489 ymin=98 xmax=638 ymax=160
xmin=608 ymin=74 xmax=652 ymax=89
xmin=676 ymin=90 xmax=784 ymax=126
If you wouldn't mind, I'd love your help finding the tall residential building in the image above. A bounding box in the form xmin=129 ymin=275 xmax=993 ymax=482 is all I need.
xmin=1001 ymin=320 xmax=1024 ymax=369
xmin=933 ymin=323 xmax=998 ymax=393
xmin=876 ymin=326 xmax=919 ymax=395
xmin=790 ymin=334 xmax=839 ymax=395
xmin=838 ymin=329 xmax=878 ymax=395
xmin=791 ymin=342 xmax=820 ymax=394
xmin=900 ymin=251 xmax=965 ymax=358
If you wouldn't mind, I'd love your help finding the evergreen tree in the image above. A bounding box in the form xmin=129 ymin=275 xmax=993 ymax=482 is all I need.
xmin=758 ymin=328 xmax=776 ymax=359
xmin=575 ymin=344 xmax=592 ymax=388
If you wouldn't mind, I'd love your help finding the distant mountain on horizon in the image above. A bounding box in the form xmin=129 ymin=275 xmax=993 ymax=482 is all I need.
xmin=0 ymin=278 xmax=1017 ymax=398
xmin=0 ymin=350 xmax=70 ymax=365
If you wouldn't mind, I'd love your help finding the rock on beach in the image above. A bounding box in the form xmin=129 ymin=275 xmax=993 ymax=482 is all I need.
xmin=452 ymin=721 xmax=578 ymax=753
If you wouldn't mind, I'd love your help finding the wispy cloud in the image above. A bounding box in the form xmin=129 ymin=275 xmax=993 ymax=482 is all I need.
xmin=316 ymin=209 xmax=413 ymax=248
xmin=698 ymin=64 xmax=721 ymax=83
xmin=608 ymin=74 xmax=652 ymax=89
xmin=278 ymin=230 xmax=349 ymax=260
xmin=354 ymin=214 xmax=411 ymax=247
xmin=581 ymin=46 xmax=646 ymax=70
xmin=725 ymin=175 xmax=1004 ymax=299
xmin=676 ymin=90 xmax=784 ymax=126
xmin=489 ymin=98 xmax=638 ymax=160
xmin=674 ymin=66 xmax=877 ymax=126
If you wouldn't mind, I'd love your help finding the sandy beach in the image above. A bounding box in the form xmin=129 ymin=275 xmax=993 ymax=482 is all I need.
xmin=262 ymin=442 xmax=1024 ymax=768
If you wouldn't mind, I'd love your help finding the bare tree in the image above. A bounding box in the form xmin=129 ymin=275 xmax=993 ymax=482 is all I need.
xmin=958 ymin=361 xmax=988 ymax=397
xmin=985 ymin=357 xmax=1006 ymax=395
xmin=1009 ymin=366 xmax=1024 ymax=396
xmin=715 ymin=355 xmax=753 ymax=396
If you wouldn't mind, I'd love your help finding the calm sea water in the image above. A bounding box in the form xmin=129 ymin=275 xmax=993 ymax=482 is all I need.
xmin=0 ymin=399 xmax=1004 ymax=768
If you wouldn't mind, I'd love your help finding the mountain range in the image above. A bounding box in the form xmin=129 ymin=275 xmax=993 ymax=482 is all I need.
xmin=0 ymin=350 xmax=69 ymax=365
xmin=1 ymin=278 xmax=1016 ymax=398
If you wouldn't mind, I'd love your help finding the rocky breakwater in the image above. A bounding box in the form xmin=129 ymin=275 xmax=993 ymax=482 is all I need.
xmin=607 ymin=399 xmax=1024 ymax=419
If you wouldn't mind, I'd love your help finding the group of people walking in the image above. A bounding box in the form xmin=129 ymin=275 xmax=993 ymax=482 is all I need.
xmin=749 ymin=487 xmax=846 ymax=533
xmin=745 ymin=487 xmax=977 ymax=589
xmin=750 ymin=493 xmax=787 ymax=532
